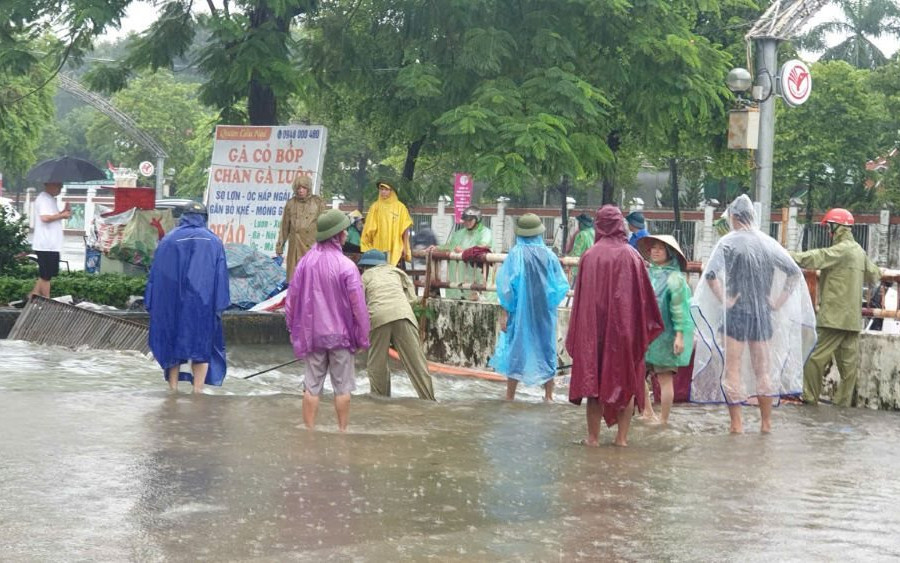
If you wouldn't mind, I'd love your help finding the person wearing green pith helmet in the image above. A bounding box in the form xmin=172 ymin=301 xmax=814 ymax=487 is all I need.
xmin=358 ymin=249 xmax=435 ymax=401
xmin=790 ymin=208 xmax=882 ymax=407
xmin=490 ymin=214 xmax=569 ymax=401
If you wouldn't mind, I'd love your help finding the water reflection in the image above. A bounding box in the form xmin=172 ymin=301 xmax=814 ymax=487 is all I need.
xmin=0 ymin=341 xmax=899 ymax=559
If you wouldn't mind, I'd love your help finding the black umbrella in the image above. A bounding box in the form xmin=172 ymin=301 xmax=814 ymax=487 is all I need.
xmin=25 ymin=156 xmax=107 ymax=185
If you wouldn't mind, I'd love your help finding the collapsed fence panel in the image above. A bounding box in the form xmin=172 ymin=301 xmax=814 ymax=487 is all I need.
xmin=8 ymin=296 xmax=150 ymax=354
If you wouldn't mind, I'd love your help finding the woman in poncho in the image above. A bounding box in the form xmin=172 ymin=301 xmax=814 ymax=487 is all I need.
xmin=691 ymin=194 xmax=816 ymax=433
xmin=637 ymin=235 xmax=694 ymax=425
xmin=360 ymin=180 xmax=413 ymax=267
xmin=566 ymin=205 xmax=663 ymax=447
xmin=490 ymin=214 xmax=570 ymax=401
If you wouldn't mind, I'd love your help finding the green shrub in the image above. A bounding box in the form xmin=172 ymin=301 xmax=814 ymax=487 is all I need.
xmin=0 ymin=207 xmax=32 ymax=276
xmin=0 ymin=272 xmax=147 ymax=308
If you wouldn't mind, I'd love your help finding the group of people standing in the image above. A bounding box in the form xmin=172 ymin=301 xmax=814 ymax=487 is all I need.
xmin=489 ymin=195 xmax=880 ymax=446
xmin=143 ymin=177 xmax=882 ymax=445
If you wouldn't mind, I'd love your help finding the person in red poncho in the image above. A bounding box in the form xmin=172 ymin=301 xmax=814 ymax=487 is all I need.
xmin=566 ymin=205 xmax=664 ymax=447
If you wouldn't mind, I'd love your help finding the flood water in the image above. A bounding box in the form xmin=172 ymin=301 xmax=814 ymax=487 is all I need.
xmin=2 ymin=340 xmax=899 ymax=561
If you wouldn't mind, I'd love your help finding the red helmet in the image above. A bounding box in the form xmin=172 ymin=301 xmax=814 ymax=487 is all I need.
xmin=821 ymin=208 xmax=854 ymax=226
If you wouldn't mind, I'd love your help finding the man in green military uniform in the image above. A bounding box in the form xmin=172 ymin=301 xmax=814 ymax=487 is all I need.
xmin=438 ymin=205 xmax=493 ymax=300
xmin=359 ymin=249 xmax=436 ymax=400
xmin=790 ymin=208 xmax=882 ymax=407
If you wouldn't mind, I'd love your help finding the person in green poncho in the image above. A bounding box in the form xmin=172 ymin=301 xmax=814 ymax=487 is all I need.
xmin=343 ymin=210 xmax=363 ymax=254
xmin=638 ymin=235 xmax=694 ymax=425
xmin=568 ymin=213 xmax=595 ymax=280
xmin=436 ymin=206 xmax=493 ymax=300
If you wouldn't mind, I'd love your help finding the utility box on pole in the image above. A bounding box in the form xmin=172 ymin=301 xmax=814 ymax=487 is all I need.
xmin=727 ymin=108 xmax=760 ymax=150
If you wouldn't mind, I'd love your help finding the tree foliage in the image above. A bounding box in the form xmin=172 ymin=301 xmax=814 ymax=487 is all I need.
xmin=774 ymin=61 xmax=886 ymax=210
xmin=0 ymin=0 xmax=315 ymax=125
xmin=83 ymin=70 xmax=215 ymax=193
xmin=0 ymin=38 xmax=56 ymax=185
xmin=798 ymin=0 xmax=900 ymax=69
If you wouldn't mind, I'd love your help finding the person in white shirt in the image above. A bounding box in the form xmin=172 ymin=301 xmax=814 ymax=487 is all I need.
xmin=30 ymin=182 xmax=70 ymax=298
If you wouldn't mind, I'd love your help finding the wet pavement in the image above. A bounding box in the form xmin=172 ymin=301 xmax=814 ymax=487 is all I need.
xmin=1 ymin=341 xmax=899 ymax=561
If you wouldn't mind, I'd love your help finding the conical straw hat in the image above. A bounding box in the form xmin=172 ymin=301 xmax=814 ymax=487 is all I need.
xmin=637 ymin=234 xmax=687 ymax=271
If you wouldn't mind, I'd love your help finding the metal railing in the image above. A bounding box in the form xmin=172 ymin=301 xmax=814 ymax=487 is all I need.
xmin=410 ymin=249 xmax=900 ymax=321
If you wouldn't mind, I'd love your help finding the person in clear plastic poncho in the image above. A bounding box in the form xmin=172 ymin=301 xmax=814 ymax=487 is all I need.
xmin=691 ymin=195 xmax=816 ymax=433
xmin=489 ymin=214 xmax=570 ymax=401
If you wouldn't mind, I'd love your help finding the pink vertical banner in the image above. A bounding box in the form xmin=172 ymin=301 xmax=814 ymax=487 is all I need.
xmin=453 ymin=173 xmax=473 ymax=223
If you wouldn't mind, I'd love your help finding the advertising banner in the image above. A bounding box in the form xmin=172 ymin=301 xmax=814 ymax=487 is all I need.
xmin=453 ymin=173 xmax=473 ymax=223
xmin=205 ymin=125 xmax=328 ymax=253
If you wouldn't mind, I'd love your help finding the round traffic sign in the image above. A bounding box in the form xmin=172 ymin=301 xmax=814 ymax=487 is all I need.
xmin=139 ymin=161 xmax=155 ymax=177
xmin=780 ymin=60 xmax=812 ymax=107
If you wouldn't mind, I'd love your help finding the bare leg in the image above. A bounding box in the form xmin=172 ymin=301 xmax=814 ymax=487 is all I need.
xmin=748 ymin=340 xmax=773 ymax=432
xmin=725 ymin=337 xmax=746 ymax=433
xmin=584 ymin=398 xmax=602 ymax=446
xmin=505 ymin=379 xmax=518 ymax=401
xmin=658 ymin=372 xmax=675 ymax=425
xmin=543 ymin=379 xmax=554 ymax=402
xmin=167 ymin=366 xmax=180 ymax=391
xmin=727 ymin=405 xmax=743 ymax=434
xmin=333 ymin=393 xmax=350 ymax=432
xmin=758 ymin=396 xmax=773 ymax=433
xmin=191 ymin=362 xmax=209 ymax=394
xmin=641 ymin=377 xmax=658 ymax=420
xmin=302 ymin=390 xmax=320 ymax=430
xmin=614 ymin=396 xmax=635 ymax=446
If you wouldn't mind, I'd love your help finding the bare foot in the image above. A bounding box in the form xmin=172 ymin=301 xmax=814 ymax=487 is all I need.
xmin=760 ymin=422 xmax=772 ymax=433
xmin=613 ymin=439 xmax=628 ymax=447
xmin=578 ymin=438 xmax=599 ymax=447
xmin=543 ymin=396 xmax=553 ymax=402
xmin=729 ymin=425 xmax=743 ymax=434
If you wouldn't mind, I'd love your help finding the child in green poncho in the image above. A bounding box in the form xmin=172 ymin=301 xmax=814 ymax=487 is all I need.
xmin=638 ymin=235 xmax=694 ymax=425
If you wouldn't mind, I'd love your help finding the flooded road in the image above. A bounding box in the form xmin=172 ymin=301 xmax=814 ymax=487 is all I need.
xmin=1 ymin=340 xmax=899 ymax=561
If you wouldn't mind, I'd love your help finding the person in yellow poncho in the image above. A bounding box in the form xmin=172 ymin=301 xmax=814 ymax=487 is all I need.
xmin=360 ymin=181 xmax=413 ymax=267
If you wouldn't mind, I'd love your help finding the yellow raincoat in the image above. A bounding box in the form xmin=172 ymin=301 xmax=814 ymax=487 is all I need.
xmin=361 ymin=188 xmax=412 ymax=266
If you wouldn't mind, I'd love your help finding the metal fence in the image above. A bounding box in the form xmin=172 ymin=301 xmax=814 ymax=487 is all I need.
xmin=646 ymin=219 xmax=696 ymax=261
xmin=802 ymin=223 xmax=869 ymax=250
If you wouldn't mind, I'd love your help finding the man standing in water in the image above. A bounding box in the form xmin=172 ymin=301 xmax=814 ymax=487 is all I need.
xmin=286 ymin=209 xmax=370 ymax=431
xmin=146 ymin=202 xmax=230 ymax=394
xmin=791 ymin=208 xmax=881 ymax=407
xmin=567 ymin=206 xmax=663 ymax=446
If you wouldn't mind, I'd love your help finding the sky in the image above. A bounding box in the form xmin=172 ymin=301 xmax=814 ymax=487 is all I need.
xmin=103 ymin=1 xmax=899 ymax=59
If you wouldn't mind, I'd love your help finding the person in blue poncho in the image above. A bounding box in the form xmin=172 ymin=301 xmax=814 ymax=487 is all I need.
xmin=490 ymin=213 xmax=570 ymax=401
xmin=145 ymin=202 xmax=230 ymax=394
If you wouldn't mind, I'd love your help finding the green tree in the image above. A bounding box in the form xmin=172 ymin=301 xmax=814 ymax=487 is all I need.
xmin=774 ymin=61 xmax=886 ymax=211
xmin=798 ymin=0 xmax=900 ymax=69
xmin=0 ymin=0 xmax=315 ymax=125
xmin=0 ymin=45 xmax=55 ymax=187
xmin=83 ymin=70 xmax=215 ymax=193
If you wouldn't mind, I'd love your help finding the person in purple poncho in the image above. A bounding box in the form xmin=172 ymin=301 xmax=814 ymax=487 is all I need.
xmin=285 ymin=209 xmax=371 ymax=431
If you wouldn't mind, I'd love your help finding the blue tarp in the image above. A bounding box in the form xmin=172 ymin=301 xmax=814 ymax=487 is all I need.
xmin=225 ymin=244 xmax=286 ymax=309
xmin=145 ymin=214 xmax=230 ymax=385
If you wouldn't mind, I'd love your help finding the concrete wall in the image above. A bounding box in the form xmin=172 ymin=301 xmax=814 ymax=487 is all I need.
xmin=424 ymin=299 xmax=900 ymax=412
